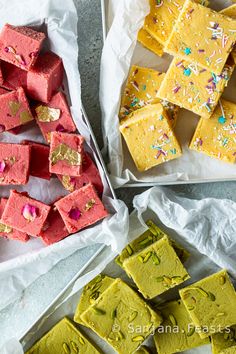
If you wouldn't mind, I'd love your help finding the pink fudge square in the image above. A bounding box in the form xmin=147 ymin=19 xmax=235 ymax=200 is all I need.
xmin=0 ymin=24 xmax=45 ymax=71
xmin=55 ymin=183 xmax=108 ymax=234
xmin=27 ymin=51 xmax=63 ymax=103
xmin=0 ymin=198 xmax=29 ymax=242
xmin=1 ymin=190 xmax=51 ymax=236
xmin=49 ymin=132 xmax=84 ymax=176
xmin=39 ymin=205 xmax=69 ymax=245
xmin=35 ymin=91 xmax=76 ymax=143
xmin=1 ymin=61 xmax=27 ymax=90
xmin=0 ymin=87 xmax=34 ymax=132
xmin=57 ymin=153 xmax=103 ymax=195
xmin=22 ymin=140 xmax=50 ymax=180
xmin=0 ymin=143 xmax=30 ymax=185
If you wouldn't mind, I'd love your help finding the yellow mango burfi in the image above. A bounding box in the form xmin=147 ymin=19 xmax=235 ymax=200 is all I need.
xmin=138 ymin=28 xmax=164 ymax=57
xmin=211 ymin=326 xmax=236 ymax=354
xmin=157 ymin=57 xmax=234 ymax=118
xmin=189 ymin=99 xmax=236 ymax=164
xmin=165 ymin=0 xmax=236 ymax=75
xmin=119 ymin=65 xmax=178 ymax=126
xmin=220 ymin=4 xmax=236 ymax=64
xmin=144 ymin=0 xmax=209 ymax=47
xmin=119 ymin=103 xmax=182 ymax=172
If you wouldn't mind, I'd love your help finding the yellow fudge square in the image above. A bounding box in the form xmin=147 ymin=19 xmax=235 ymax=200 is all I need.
xmin=157 ymin=57 xmax=234 ymax=118
xmin=220 ymin=4 xmax=236 ymax=64
xmin=119 ymin=65 xmax=179 ymax=126
xmin=189 ymin=99 xmax=236 ymax=164
xmin=119 ymin=103 xmax=182 ymax=172
xmin=138 ymin=28 xmax=164 ymax=57
xmin=165 ymin=0 xmax=236 ymax=75
xmin=154 ymin=300 xmax=209 ymax=354
xmin=144 ymin=0 xmax=209 ymax=46
xmin=211 ymin=326 xmax=236 ymax=354
xmin=179 ymin=270 xmax=236 ymax=339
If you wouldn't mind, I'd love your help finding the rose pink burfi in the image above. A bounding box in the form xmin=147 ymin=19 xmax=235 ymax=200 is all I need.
xmin=55 ymin=183 xmax=108 ymax=234
xmin=1 ymin=190 xmax=51 ymax=236
xmin=0 ymin=198 xmax=29 ymax=242
xmin=39 ymin=205 xmax=69 ymax=245
xmin=1 ymin=61 xmax=27 ymax=90
xmin=57 ymin=153 xmax=103 ymax=195
xmin=0 ymin=143 xmax=30 ymax=185
xmin=0 ymin=87 xmax=33 ymax=132
xmin=22 ymin=140 xmax=50 ymax=180
xmin=35 ymin=91 xmax=76 ymax=142
xmin=0 ymin=24 xmax=45 ymax=70
xmin=27 ymin=51 xmax=63 ymax=103
xmin=49 ymin=132 xmax=84 ymax=176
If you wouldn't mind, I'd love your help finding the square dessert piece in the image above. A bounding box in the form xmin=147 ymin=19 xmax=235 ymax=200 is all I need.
xmin=74 ymin=274 xmax=115 ymax=325
xmin=220 ymin=5 xmax=236 ymax=64
xmin=49 ymin=132 xmax=84 ymax=176
xmin=0 ymin=24 xmax=45 ymax=70
xmin=154 ymin=300 xmax=209 ymax=354
xmin=1 ymin=190 xmax=51 ymax=237
xmin=39 ymin=206 xmax=69 ymax=245
xmin=55 ymin=183 xmax=108 ymax=234
xmin=27 ymin=51 xmax=63 ymax=102
xmin=26 ymin=317 xmax=101 ymax=354
xmin=180 ymin=270 xmax=236 ymax=339
xmin=1 ymin=61 xmax=27 ymax=90
xmin=123 ymin=235 xmax=190 ymax=299
xmin=189 ymin=99 xmax=236 ymax=164
xmin=165 ymin=0 xmax=236 ymax=75
xmin=57 ymin=152 xmax=103 ymax=195
xmin=81 ymin=278 xmax=162 ymax=354
xmin=22 ymin=140 xmax=50 ymax=180
xmin=0 ymin=143 xmax=30 ymax=185
xmin=35 ymin=91 xmax=76 ymax=143
xmin=0 ymin=87 xmax=34 ymax=132
xmin=116 ymin=220 xmax=189 ymax=268
xmin=211 ymin=326 xmax=236 ymax=354
xmin=138 ymin=28 xmax=163 ymax=57
xmin=157 ymin=57 xmax=234 ymax=119
xmin=0 ymin=198 xmax=29 ymax=242
xmin=119 ymin=103 xmax=182 ymax=172
xmin=120 ymin=65 xmax=178 ymax=126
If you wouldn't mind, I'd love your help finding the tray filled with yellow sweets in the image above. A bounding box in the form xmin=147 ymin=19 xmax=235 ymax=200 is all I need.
xmin=100 ymin=0 xmax=236 ymax=188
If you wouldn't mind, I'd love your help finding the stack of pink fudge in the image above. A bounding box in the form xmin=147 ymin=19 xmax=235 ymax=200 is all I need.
xmin=0 ymin=24 xmax=107 ymax=245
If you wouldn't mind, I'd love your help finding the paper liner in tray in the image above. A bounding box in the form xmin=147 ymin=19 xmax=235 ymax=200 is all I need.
xmin=0 ymin=0 xmax=129 ymax=319
xmin=100 ymin=0 xmax=236 ymax=188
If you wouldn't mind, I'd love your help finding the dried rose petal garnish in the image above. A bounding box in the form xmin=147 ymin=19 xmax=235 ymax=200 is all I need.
xmin=68 ymin=207 xmax=81 ymax=221
xmin=56 ymin=124 xmax=67 ymax=132
xmin=0 ymin=161 xmax=6 ymax=173
xmin=22 ymin=204 xmax=38 ymax=222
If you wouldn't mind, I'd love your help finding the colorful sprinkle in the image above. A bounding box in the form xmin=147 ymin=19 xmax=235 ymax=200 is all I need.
xmin=184 ymin=47 xmax=191 ymax=55
xmin=218 ymin=116 xmax=226 ymax=124
xmin=183 ymin=68 xmax=191 ymax=76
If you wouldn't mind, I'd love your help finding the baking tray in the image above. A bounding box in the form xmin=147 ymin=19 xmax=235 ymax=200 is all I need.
xmin=100 ymin=0 xmax=236 ymax=188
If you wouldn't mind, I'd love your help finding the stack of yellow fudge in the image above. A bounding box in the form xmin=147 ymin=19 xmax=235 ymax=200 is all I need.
xmin=119 ymin=1 xmax=236 ymax=173
xmin=26 ymin=220 xmax=236 ymax=354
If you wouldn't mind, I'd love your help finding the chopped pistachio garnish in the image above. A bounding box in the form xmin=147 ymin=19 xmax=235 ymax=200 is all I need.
xmin=36 ymin=105 xmax=61 ymax=122
xmin=169 ymin=314 xmax=177 ymax=326
xmin=78 ymin=337 xmax=85 ymax=345
xmin=84 ymin=199 xmax=96 ymax=211
xmin=50 ymin=143 xmax=82 ymax=166
xmin=156 ymin=276 xmax=164 ymax=282
xmin=152 ymin=252 xmax=160 ymax=265
xmin=92 ymin=307 xmax=106 ymax=315
xmin=9 ymin=101 xmax=21 ymax=116
xmin=62 ymin=342 xmax=70 ymax=354
xmin=132 ymin=335 xmax=144 ymax=342
xmin=0 ymin=223 xmax=12 ymax=234
xmin=70 ymin=341 xmax=79 ymax=352
xmin=20 ymin=110 xmax=33 ymax=124
xmin=61 ymin=175 xmax=75 ymax=192
xmin=138 ymin=255 xmax=144 ymax=263
xmin=143 ymin=251 xmax=152 ymax=263
xmin=126 ymin=244 xmax=133 ymax=256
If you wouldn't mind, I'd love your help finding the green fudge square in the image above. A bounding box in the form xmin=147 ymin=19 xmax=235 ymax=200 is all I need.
xmin=81 ymin=278 xmax=162 ymax=354
xmin=154 ymin=300 xmax=209 ymax=354
xmin=74 ymin=274 xmax=114 ymax=325
xmin=26 ymin=317 xmax=102 ymax=354
xmin=211 ymin=326 xmax=236 ymax=354
xmin=123 ymin=235 xmax=190 ymax=299
xmin=180 ymin=270 xmax=236 ymax=339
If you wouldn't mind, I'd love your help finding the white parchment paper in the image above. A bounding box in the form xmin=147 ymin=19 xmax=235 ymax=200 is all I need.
xmin=0 ymin=0 xmax=129 ymax=317
xmin=20 ymin=186 xmax=236 ymax=354
xmin=100 ymin=0 xmax=236 ymax=188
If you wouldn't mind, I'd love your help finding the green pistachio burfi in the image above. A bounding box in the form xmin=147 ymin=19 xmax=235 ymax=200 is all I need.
xmin=154 ymin=300 xmax=209 ymax=354
xmin=180 ymin=270 xmax=236 ymax=339
xmin=123 ymin=235 xmax=190 ymax=299
xmin=135 ymin=346 xmax=152 ymax=354
xmin=26 ymin=317 xmax=102 ymax=354
xmin=74 ymin=274 xmax=114 ymax=325
xmin=211 ymin=326 xmax=236 ymax=354
xmin=81 ymin=278 xmax=162 ymax=354
xmin=115 ymin=219 xmax=189 ymax=268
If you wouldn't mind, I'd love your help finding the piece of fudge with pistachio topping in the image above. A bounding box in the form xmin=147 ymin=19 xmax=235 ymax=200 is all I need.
xmin=123 ymin=235 xmax=190 ymax=299
xmin=81 ymin=278 xmax=162 ymax=354
xmin=137 ymin=28 xmax=164 ymax=57
xmin=74 ymin=274 xmax=115 ymax=325
xmin=211 ymin=326 xmax=236 ymax=354
xmin=154 ymin=299 xmax=209 ymax=354
xmin=180 ymin=270 xmax=236 ymax=339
